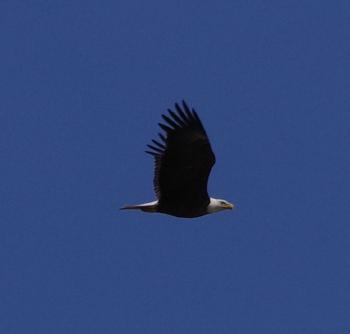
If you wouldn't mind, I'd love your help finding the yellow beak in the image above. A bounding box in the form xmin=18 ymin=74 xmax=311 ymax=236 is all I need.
xmin=223 ymin=202 xmax=234 ymax=210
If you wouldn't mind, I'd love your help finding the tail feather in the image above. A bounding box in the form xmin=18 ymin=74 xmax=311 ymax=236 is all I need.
xmin=120 ymin=204 xmax=143 ymax=210
xmin=120 ymin=200 xmax=158 ymax=213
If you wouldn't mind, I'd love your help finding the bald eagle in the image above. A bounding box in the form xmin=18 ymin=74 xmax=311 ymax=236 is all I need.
xmin=121 ymin=101 xmax=234 ymax=218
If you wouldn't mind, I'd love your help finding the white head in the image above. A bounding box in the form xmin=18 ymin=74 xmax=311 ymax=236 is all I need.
xmin=207 ymin=198 xmax=234 ymax=214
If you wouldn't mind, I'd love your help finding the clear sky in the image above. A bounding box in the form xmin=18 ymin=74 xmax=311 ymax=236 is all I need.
xmin=1 ymin=1 xmax=350 ymax=333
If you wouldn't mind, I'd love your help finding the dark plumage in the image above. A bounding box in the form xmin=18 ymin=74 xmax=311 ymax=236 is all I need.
xmin=121 ymin=101 xmax=233 ymax=218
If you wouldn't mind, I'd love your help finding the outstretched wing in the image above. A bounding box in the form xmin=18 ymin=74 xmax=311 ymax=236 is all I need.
xmin=146 ymin=101 xmax=216 ymax=208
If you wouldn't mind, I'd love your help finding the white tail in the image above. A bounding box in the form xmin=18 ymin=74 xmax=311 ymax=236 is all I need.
xmin=120 ymin=200 xmax=158 ymax=213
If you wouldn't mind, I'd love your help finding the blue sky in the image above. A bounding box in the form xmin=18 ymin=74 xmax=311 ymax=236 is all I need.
xmin=1 ymin=1 xmax=350 ymax=333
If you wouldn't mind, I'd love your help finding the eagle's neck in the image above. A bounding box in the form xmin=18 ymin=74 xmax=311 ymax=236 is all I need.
xmin=207 ymin=198 xmax=223 ymax=214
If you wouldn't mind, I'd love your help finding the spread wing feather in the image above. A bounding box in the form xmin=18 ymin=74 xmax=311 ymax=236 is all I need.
xmin=145 ymin=101 xmax=216 ymax=209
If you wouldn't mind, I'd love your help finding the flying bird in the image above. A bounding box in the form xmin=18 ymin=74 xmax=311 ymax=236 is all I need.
xmin=121 ymin=101 xmax=234 ymax=218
